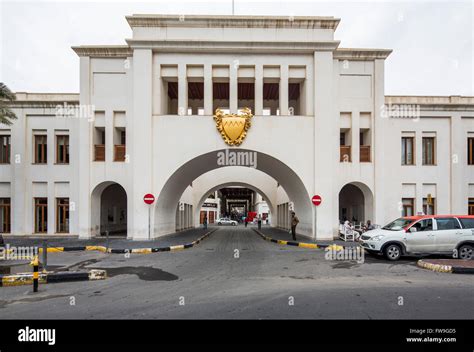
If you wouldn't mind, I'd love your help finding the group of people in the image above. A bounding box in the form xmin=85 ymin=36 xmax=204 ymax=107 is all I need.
xmin=342 ymin=219 xmax=375 ymax=241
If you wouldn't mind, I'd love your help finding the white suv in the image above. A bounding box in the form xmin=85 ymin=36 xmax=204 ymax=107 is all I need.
xmin=359 ymin=215 xmax=474 ymax=261
xmin=217 ymin=218 xmax=238 ymax=226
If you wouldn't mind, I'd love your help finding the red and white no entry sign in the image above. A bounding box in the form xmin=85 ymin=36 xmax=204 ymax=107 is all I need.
xmin=143 ymin=193 xmax=155 ymax=205
xmin=312 ymin=195 xmax=322 ymax=206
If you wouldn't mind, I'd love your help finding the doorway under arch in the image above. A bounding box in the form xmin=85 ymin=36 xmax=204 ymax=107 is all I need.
xmin=338 ymin=182 xmax=374 ymax=225
xmin=91 ymin=181 xmax=127 ymax=236
xmin=194 ymin=181 xmax=276 ymax=227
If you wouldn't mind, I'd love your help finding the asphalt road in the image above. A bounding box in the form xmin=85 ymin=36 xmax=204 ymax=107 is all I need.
xmin=1 ymin=226 xmax=473 ymax=319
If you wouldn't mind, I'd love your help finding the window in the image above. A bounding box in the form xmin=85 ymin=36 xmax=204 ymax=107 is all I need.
xmin=114 ymin=129 xmax=126 ymax=162
xmin=34 ymin=135 xmax=47 ymax=164
xmin=56 ymin=198 xmax=69 ymax=233
xmin=423 ymin=197 xmax=436 ymax=215
xmin=56 ymin=135 xmax=69 ymax=164
xmin=468 ymin=137 xmax=474 ymax=165
xmin=402 ymin=198 xmax=414 ymax=217
xmin=0 ymin=198 xmax=11 ymax=233
xmin=0 ymin=135 xmax=10 ymax=164
xmin=94 ymin=128 xmax=105 ymax=162
xmin=422 ymin=137 xmax=435 ymax=165
xmin=469 ymin=198 xmax=474 ymax=215
xmin=435 ymin=217 xmax=461 ymax=230
xmin=459 ymin=217 xmax=474 ymax=229
xmin=34 ymin=197 xmax=47 ymax=233
xmin=340 ymin=132 xmax=346 ymax=146
xmin=401 ymin=137 xmax=414 ymax=165
xmin=412 ymin=218 xmax=433 ymax=231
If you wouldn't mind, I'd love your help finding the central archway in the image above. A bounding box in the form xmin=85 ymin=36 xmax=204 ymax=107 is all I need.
xmin=194 ymin=181 xmax=277 ymax=227
xmin=154 ymin=149 xmax=312 ymax=237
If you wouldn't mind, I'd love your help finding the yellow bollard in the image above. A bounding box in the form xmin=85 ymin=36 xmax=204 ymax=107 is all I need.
xmin=30 ymin=255 xmax=39 ymax=292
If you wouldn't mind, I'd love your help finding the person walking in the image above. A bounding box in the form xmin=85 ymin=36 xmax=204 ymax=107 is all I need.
xmin=290 ymin=211 xmax=299 ymax=241
xmin=244 ymin=217 xmax=248 ymax=227
xmin=257 ymin=214 xmax=262 ymax=230
xmin=203 ymin=215 xmax=208 ymax=230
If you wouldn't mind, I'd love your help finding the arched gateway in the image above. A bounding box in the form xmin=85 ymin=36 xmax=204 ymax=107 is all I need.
xmin=153 ymin=149 xmax=313 ymax=237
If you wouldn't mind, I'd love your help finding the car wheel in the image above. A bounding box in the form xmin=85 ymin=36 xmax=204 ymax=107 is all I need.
xmin=232 ymin=223 xmax=237 ymax=226
xmin=218 ymin=222 xmax=222 ymax=225
xmin=458 ymin=244 xmax=473 ymax=260
xmin=384 ymin=244 xmax=402 ymax=261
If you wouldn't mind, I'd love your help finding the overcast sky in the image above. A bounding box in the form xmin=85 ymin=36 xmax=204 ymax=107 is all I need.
xmin=0 ymin=0 xmax=472 ymax=96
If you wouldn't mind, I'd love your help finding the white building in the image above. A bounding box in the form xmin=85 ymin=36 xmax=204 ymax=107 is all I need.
xmin=1 ymin=14 xmax=473 ymax=240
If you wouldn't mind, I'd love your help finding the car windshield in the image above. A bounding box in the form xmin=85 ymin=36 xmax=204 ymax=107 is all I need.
xmin=382 ymin=218 xmax=413 ymax=231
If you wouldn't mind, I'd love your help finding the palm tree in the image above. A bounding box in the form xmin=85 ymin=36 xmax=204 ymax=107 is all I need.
xmin=0 ymin=83 xmax=17 ymax=125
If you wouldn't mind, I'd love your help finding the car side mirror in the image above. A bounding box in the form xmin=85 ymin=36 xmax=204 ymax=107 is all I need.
xmin=409 ymin=227 xmax=417 ymax=233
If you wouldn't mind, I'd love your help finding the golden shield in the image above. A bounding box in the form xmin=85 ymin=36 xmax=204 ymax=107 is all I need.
xmin=214 ymin=108 xmax=253 ymax=146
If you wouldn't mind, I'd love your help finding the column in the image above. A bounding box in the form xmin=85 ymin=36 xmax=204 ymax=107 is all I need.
xmin=105 ymin=110 xmax=114 ymax=162
xmin=131 ymin=49 xmax=153 ymax=240
xmin=230 ymin=64 xmax=238 ymax=113
xmin=77 ymin=56 xmax=92 ymax=238
xmin=416 ymin=182 xmax=423 ymax=215
xmin=204 ymin=64 xmax=213 ymax=115
xmin=279 ymin=64 xmax=289 ymax=116
xmin=11 ymin=108 xmax=27 ymax=235
xmin=373 ymin=59 xmax=388 ymax=226
xmin=351 ymin=111 xmax=360 ymax=163
xmin=178 ymin=64 xmax=187 ymax=116
xmin=313 ymin=51 xmax=336 ymax=240
xmin=254 ymin=65 xmax=263 ymax=115
xmin=450 ymin=114 xmax=464 ymax=214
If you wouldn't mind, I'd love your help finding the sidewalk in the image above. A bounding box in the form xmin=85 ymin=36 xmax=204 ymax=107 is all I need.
xmin=3 ymin=227 xmax=214 ymax=250
xmin=417 ymin=258 xmax=474 ymax=274
xmin=256 ymin=226 xmax=359 ymax=247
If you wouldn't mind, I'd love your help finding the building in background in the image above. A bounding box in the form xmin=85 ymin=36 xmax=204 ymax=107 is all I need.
xmin=1 ymin=14 xmax=473 ymax=240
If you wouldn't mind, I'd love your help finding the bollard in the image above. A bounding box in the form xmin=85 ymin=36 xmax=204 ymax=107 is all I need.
xmin=42 ymin=240 xmax=48 ymax=271
xmin=106 ymin=230 xmax=109 ymax=251
xmin=31 ymin=255 xmax=39 ymax=292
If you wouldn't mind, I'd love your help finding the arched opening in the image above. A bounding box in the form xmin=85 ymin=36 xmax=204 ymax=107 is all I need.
xmin=154 ymin=149 xmax=312 ymax=238
xmin=91 ymin=181 xmax=127 ymax=236
xmin=194 ymin=182 xmax=276 ymax=227
xmin=338 ymin=182 xmax=374 ymax=226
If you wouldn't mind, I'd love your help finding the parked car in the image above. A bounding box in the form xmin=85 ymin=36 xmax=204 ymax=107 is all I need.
xmin=217 ymin=218 xmax=238 ymax=226
xmin=359 ymin=215 xmax=474 ymax=261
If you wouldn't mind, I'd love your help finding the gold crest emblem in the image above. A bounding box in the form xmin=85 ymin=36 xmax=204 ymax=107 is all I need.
xmin=213 ymin=108 xmax=253 ymax=146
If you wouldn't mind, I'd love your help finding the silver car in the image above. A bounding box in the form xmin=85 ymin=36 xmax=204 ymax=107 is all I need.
xmin=217 ymin=218 xmax=238 ymax=226
xmin=359 ymin=215 xmax=474 ymax=261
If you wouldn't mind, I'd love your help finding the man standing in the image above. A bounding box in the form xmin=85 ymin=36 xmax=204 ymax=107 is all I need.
xmin=290 ymin=211 xmax=299 ymax=241
xmin=203 ymin=215 xmax=208 ymax=230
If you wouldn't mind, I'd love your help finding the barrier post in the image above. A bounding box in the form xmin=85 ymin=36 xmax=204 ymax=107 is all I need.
xmin=42 ymin=240 xmax=48 ymax=271
xmin=31 ymin=255 xmax=39 ymax=292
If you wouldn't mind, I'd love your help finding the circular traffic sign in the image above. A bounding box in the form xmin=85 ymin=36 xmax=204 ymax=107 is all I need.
xmin=312 ymin=195 xmax=322 ymax=206
xmin=143 ymin=193 xmax=155 ymax=205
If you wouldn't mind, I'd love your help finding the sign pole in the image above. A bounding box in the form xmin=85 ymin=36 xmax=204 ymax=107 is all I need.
xmin=311 ymin=195 xmax=322 ymax=240
xmin=143 ymin=193 xmax=156 ymax=240
xmin=314 ymin=206 xmax=317 ymax=240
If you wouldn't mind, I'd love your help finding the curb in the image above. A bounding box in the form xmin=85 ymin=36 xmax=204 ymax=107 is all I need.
xmin=0 ymin=269 xmax=107 ymax=287
xmin=253 ymin=228 xmax=346 ymax=250
xmin=6 ymin=228 xmax=217 ymax=256
xmin=417 ymin=259 xmax=474 ymax=274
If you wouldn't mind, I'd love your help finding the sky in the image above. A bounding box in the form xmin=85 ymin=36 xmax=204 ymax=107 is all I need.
xmin=0 ymin=0 xmax=472 ymax=96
